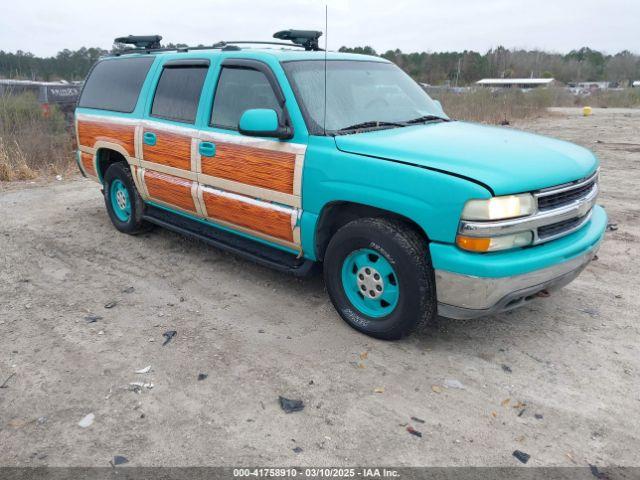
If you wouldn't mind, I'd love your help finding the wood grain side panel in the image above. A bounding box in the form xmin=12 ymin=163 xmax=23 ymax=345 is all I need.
xmin=202 ymin=189 xmax=294 ymax=242
xmin=77 ymin=120 xmax=135 ymax=156
xmin=80 ymin=152 xmax=96 ymax=176
xmin=144 ymin=170 xmax=196 ymax=212
xmin=200 ymin=143 xmax=296 ymax=194
xmin=143 ymin=129 xmax=192 ymax=170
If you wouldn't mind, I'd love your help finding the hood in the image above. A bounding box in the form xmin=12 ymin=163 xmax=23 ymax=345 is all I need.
xmin=334 ymin=121 xmax=598 ymax=195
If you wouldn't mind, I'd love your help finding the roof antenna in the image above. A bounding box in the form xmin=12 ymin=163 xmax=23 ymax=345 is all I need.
xmin=323 ymin=4 xmax=328 ymax=136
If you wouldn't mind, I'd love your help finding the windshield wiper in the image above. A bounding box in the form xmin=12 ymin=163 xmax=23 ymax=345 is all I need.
xmin=404 ymin=115 xmax=448 ymax=124
xmin=336 ymin=120 xmax=407 ymax=133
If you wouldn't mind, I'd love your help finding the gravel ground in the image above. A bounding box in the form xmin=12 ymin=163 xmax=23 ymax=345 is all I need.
xmin=0 ymin=108 xmax=638 ymax=467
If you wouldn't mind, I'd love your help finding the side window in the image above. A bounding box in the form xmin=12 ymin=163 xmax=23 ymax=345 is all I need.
xmin=151 ymin=65 xmax=208 ymax=124
xmin=79 ymin=57 xmax=155 ymax=113
xmin=211 ymin=67 xmax=282 ymax=130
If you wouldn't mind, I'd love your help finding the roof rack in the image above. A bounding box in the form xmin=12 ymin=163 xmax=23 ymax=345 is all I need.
xmin=273 ymin=30 xmax=322 ymax=51
xmin=114 ymin=35 xmax=163 ymax=49
xmin=112 ymin=29 xmax=323 ymax=56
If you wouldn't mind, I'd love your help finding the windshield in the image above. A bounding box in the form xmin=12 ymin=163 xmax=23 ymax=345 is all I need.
xmin=282 ymin=60 xmax=447 ymax=135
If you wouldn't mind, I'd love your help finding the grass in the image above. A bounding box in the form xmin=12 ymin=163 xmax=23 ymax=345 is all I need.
xmin=571 ymin=88 xmax=640 ymax=108
xmin=431 ymin=87 xmax=640 ymax=124
xmin=0 ymin=87 xmax=638 ymax=182
xmin=0 ymin=93 xmax=75 ymax=181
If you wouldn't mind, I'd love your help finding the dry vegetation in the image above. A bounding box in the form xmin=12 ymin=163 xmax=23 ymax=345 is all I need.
xmin=0 ymin=88 xmax=638 ymax=182
xmin=0 ymin=93 xmax=75 ymax=181
xmin=432 ymin=87 xmax=640 ymax=123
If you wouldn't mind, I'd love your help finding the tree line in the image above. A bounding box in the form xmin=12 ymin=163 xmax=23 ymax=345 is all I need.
xmin=1 ymin=45 xmax=638 ymax=85
xmin=341 ymin=46 xmax=639 ymax=86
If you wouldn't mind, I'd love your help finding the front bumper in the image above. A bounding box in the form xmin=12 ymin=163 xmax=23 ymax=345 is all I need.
xmin=433 ymin=205 xmax=606 ymax=319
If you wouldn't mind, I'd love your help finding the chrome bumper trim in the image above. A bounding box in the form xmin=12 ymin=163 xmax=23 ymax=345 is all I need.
xmin=435 ymin=244 xmax=600 ymax=319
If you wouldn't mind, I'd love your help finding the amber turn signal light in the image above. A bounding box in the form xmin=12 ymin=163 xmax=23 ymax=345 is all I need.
xmin=456 ymin=231 xmax=533 ymax=252
xmin=456 ymin=235 xmax=491 ymax=252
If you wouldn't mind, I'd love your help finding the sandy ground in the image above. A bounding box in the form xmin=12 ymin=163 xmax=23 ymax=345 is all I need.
xmin=0 ymin=108 xmax=638 ymax=467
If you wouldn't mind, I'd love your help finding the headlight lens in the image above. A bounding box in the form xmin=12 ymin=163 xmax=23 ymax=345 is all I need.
xmin=456 ymin=231 xmax=533 ymax=252
xmin=461 ymin=194 xmax=535 ymax=220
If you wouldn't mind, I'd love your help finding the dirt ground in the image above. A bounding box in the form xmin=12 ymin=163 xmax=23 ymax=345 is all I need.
xmin=1 ymin=108 xmax=638 ymax=467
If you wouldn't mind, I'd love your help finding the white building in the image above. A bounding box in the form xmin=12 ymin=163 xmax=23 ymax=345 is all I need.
xmin=476 ymin=78 xmax=556 ymax=89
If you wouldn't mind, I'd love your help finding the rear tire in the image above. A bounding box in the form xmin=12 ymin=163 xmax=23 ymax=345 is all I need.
xmin=324 ymin=218 xmax=436 ymax=340
xmin=103 ymin=162 xmax=150 ymax=235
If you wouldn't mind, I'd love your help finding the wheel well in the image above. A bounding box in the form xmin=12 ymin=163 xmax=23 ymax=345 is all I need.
xmin=96 ymin=148 xmax=127 ymax=183
xmin=315 ymin=201 xmax=429 ymax=261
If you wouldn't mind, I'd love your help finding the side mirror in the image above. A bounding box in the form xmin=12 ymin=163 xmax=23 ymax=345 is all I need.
xmin=238 ymin=109 xmax=292 ymax=140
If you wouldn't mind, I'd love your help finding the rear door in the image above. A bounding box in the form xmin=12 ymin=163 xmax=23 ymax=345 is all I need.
xmin=137 ymin=59 xmax=210 ymax=215
xmin=195 ymin=59 xmax=306 ymax=253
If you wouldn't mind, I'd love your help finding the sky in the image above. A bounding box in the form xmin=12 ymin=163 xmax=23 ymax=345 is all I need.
xmin=1 ymin=0 xmax=638 ymax=57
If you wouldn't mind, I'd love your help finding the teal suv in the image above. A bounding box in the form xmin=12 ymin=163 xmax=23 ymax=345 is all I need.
xmin=75 ymin=31 xmax=606 ymax=339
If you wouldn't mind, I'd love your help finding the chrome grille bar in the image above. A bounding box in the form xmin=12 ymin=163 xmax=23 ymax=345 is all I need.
xmin=536 ymin=169 xmax=599 ymax=197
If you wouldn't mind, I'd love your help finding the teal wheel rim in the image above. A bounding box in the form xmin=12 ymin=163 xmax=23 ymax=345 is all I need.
xmin=341 ymin=248 xmax=399 ymax=318
xmin=110 ymin=179 xmax=131 ymax=222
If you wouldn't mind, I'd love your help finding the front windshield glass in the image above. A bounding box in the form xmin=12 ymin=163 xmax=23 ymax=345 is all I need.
xmin=282 ymin=60 xmax=446 ymax=134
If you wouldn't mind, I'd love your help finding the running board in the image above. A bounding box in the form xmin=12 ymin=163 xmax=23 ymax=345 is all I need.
xmin=143 ymin=204 xmax=315 ymax=277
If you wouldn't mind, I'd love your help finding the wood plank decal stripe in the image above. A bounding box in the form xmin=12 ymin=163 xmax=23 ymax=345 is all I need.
xmin=142 ymin=129 xmax=192 ymax=170
xmin=200 ymin=142 xmax=296 ymax=195
xmin=80 ymin=152 xmax=96 ymax=177
xmin=77 ymin=119 xmax=136 ymax=157
xmin=201 ymin=186 xmax=295 ymax=242
xmin=144 ymin=170 xmax=196 ymax=213
xmin=75 ymin=115 xmax=306 ymax=249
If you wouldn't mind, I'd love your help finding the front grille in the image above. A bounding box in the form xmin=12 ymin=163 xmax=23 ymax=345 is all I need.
xmin=537 ymin=214 xmax=586 ymax=240
xmin=537 ymin=177 xmax=597 ymax=211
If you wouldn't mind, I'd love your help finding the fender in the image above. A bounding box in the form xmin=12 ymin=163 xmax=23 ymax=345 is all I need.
xmin=300 ymin=137 xmax=492 ymax=261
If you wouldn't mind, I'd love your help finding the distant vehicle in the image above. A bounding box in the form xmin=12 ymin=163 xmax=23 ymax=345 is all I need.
xmin=0 ymin=79 xmax=81 ymax=123
xmin=74 ymin=31 xmax=605 ymax=339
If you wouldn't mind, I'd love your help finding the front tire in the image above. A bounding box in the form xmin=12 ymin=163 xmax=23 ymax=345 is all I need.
xmin=103 ymin=162 xmax=150 ymax=234
xmin=324 ymin=218 xmax=436 ymax=340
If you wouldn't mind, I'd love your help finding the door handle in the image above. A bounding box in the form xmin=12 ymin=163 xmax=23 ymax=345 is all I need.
xmin=199 ymin=141 xmax=216 ymax=158
xmin=143 ymin=132 xmax=157 ymax=146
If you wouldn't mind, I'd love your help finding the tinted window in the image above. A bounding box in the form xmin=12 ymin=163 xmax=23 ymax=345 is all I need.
xmin=79 ymin=57 xmax=154 ymax=113
xmin=211 ymin=67 xmax=282 ymax=130
xmin=151 ymin=65 xmax=208 ymax=123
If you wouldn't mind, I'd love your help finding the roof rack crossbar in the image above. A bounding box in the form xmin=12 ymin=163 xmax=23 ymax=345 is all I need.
xmin=213 ymin=40 xmax=315 ymax=49
xmin=273 ymin=30 xmax=322 ymax=51
xmin=112 ymin=30 xmax=325 ymax=56
xmin=114 ymin=35 xmax=163 ymax=49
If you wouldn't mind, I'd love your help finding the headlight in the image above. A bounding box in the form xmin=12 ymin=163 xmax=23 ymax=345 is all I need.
xmin=461 ymin=194 xmax=535 ymax=220
xmin=456 ymin=231 xmax=533 ymax=252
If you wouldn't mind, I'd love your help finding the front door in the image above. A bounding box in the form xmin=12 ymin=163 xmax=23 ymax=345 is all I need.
xmin=194 ymin=59 xmax=306 ymax=253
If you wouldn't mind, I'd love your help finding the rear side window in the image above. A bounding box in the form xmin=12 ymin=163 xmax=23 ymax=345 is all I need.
xmin=79 ymin=57 xmax=154 ymax=113
xmin=151 ymin=65 xmax=208 ymax=124
xmin=211 ymin=67 xmax=282 ymax=130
